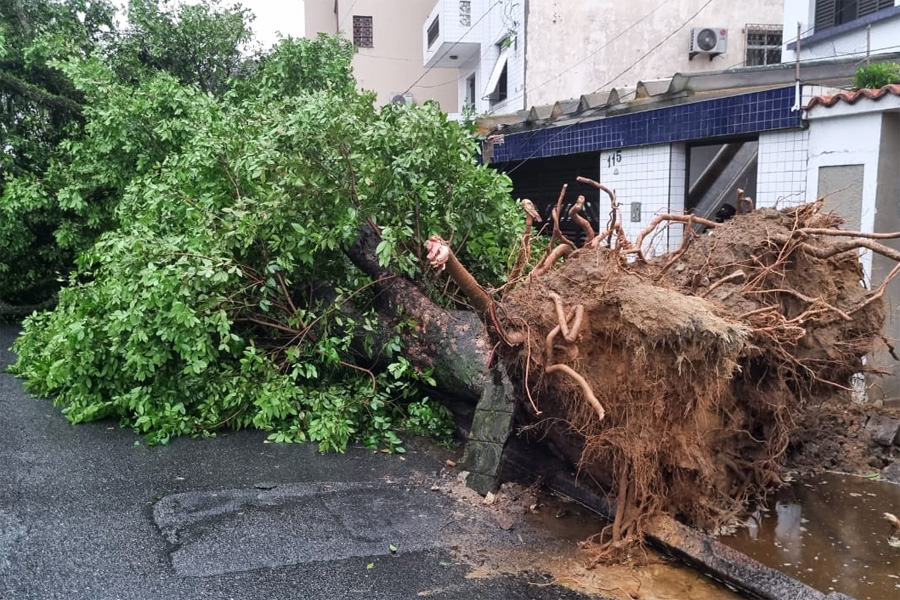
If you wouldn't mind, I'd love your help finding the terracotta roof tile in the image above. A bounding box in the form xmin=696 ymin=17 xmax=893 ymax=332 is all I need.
xmin=805 ymin=83 xmax=900 ymax=109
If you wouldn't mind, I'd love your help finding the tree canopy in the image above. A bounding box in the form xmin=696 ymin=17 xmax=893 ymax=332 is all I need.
xmin=0 ymin=0 xmax=292 ymax=302
xmin=4 ymin=0 xmax=518 ymax=451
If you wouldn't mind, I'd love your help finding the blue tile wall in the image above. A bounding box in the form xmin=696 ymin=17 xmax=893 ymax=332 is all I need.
xmin=490 ymin=86 xmax=802 ymax=163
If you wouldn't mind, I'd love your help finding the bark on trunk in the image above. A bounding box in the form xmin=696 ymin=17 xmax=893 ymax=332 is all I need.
xmin=346 ymin=226 xmax=491 ymax=403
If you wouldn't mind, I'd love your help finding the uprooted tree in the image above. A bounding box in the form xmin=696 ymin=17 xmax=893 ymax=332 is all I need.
xmin=427 ymin=183 xmax=897 ymax=556
xmin=5 ymin=0 xmax=898 ymax=554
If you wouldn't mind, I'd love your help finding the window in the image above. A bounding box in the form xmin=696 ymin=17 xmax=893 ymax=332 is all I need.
xmin=814 ymin=0 xmax=895 ymax=33
xmin=353 ymin=15 xmax=373 ymax=48
xmin=427 ymin=16 xmax=440 ymax=47
xmin=465 ymin=74 xmax=476 ymax=107
xmin=484 ymin=45 xmax=509 ymax=106
xmin=459 ymin=1 xmax=472 ymax=27
xmin=745 ymin=24 xmax=782 ymax=66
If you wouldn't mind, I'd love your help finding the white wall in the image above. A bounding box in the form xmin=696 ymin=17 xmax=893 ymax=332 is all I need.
xmin=757 ymin=129 xmax=810 ymax=208
xmin=599 ymin=144 xmax=677 ymax=256
xmin=669 ymin=144 xmax=688 ymax=251
xmin=806 ymin=112 xmax=884 ymax=276
xmin=306 ymin=0 xmax=458 ymax=109
xmin=461 ymin=0 xmax=526 ymax=114
xmin=781 ymin=0 xmax=814 ymax=60
xmin=524 ymin=0 xmax=785 ymax=107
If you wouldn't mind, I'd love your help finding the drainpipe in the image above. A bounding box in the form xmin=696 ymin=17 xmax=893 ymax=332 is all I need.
xmin=866 ymin=24 xmax=871 ymax=66
xmin=522 ymin=0 xmax=529 ymax=110
xmin=792 ymin=22 xmax=801 ymax=111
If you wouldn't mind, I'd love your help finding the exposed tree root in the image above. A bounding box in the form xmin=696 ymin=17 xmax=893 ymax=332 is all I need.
xmin=628 ymin=214 xmax=718 ymax=261
xmin=569 ymin=195 xmax=595 ymax=240
xmin=550 ymin=184 xmax=576 ymax=250
xmin=545 ymin=364 xmax=605 ymax=421
xmin=428 ymin=187 xmax=893 ymax=563
xmin=509 ymin=199 xmax=542 ymax=283
xmin=532 ymin=244 xmax=573 ymax=278
xmin=576 ymin=176 xmax=621 ymax=249
xmin=426 ymin=235 xmax=492 ymax=315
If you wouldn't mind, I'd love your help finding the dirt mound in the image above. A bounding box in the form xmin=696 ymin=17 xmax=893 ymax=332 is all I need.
xmin=493 ymin=202 xmax=889 ymax=557
xmin=788 ymin=400 xmax=900 ymax=474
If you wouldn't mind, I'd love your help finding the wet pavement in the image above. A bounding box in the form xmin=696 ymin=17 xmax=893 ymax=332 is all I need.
xmin=0 ymin=324 xmax=600 ymax=600
xmin=723 ymin=472 xmax=900 ymax=600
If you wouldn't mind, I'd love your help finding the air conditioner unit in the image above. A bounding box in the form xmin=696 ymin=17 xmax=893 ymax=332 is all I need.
xmin=390 ymin=92 xmax=414 ymax=106
xmin=690 ymin=27 xmax=727 ymax=59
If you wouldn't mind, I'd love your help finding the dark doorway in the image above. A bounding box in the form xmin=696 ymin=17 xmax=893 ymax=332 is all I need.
xmin=495 ymin=152 xmax=602 ymax=246
xmin=686 ymin=140 xmax=758 ymax=222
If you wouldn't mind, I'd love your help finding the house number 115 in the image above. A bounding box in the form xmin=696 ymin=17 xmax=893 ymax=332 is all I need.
xmin=606 ymin=151 xmax=622 ymax=168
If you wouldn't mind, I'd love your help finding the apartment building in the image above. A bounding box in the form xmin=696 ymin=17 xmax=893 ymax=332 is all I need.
xmin=422 ymin=0 xmax=785 ymax=114
xmin=782 ymin=0 xmax=900 ymax=62
xmin=305 ymin=0 xmax=458 ymax=110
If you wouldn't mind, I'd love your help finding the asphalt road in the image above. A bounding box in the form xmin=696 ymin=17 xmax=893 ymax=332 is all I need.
xmin=0 ymin=325 xmax=599 ymax=600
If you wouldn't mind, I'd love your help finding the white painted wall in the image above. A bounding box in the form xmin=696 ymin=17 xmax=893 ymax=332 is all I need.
xmin=306 ymin=0 xmax=458 ymax=110
xmin=422 ymin=0 xmax=525 ymax=114
xmin=806 ymin=112 xmax=884 ymax=276
xmin=524 ymin=0 xmax=784 ymax=107
xmin=434 ymin=0 xmax=526 ymax=114
xmin=669 ymin=144 xmax=688 ymax=251
xmin=781 ymin=0 xmax=815 ymax=57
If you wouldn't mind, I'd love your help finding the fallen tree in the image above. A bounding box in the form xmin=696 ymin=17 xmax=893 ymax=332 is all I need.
xmin=427 ymin=184 xmax=894 ymax=557
xmin=6 ymin=6 xmax=896 ymax=550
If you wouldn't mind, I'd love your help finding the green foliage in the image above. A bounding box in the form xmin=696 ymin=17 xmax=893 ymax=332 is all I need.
xmin=0 ymin=0 xmax=117 ymax=303
xmin=10 ymin=33 xmax=514 ymax=451
xmin=109 ymin=0 xmax=253 ymax=94
xmin=236 ymin=32 xmax=356 ymax=99
xmin=1 ymin=0 xmax=328 ymax=304
xmin=853 ymin=62 xmax=900 ymax=89
xmin=403 ymin=398 xmax=455 ymax=442
xmin=0 ymin=0 xmax=115 ymax=191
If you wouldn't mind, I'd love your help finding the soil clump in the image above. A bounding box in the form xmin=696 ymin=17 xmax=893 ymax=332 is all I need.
xmin=486 ymin=201 xmax=892 ymax=556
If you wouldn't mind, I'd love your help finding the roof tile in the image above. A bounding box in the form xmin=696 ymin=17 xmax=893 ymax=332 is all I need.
xmin=804 ymin=84 xmax=900 ymax=109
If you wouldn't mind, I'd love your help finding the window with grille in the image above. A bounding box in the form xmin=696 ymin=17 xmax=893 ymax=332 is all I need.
xmin=353 ymin=15 xmax=373 ymax=48
xmin=745 ymin=24 xmax=782 ymax=66
xmin=814 ymin=0 xmax=895 ymax=33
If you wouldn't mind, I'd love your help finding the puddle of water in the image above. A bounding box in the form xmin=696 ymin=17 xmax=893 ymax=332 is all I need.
xmin=462 ymin=491 xmax=744 ymax=600
xmin=722 ymin=472 xmax=900 ymax=600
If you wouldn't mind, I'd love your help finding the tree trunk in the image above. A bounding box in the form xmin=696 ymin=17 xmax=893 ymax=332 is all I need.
xmin=346 ymin=226 xmax=492 ymax=404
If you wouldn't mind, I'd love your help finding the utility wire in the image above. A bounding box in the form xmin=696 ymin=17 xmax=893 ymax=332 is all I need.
xmin=337 ymin=0 xmax=361 ymax=31
xmin=503 ymin=0 xmax=677 ymax=108
xmin=402 ymin=0 xmax=505 ymax=95
xmin=505 ymin=0 xmax=717 ymax=175
xmin=588 ymin=0 xmax=716 ymax=94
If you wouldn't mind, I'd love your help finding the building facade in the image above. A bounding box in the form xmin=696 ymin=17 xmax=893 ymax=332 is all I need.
xmin=305 ymin=0 xmax=458 ymax=110
xmin=422 ymin=0 xmax=785 ymax=114
xmin=782 ymin=0 xmax=900 ymax=63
